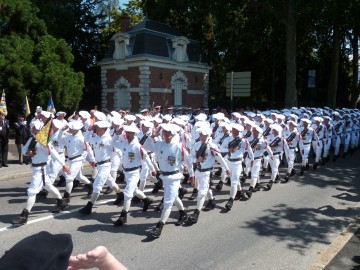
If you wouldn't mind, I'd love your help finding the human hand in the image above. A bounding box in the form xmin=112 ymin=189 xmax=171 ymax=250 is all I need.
xmin=151 ymin=171 xmax=157 ymax=177
xmin=62 ymin=165 xmax=71 ymax=174
xmin=226 ymin=169 xmax=231 ymax=176
xmin=89 ymin=161 xmax=97 ymax=167
xmin=67 ymin=246 xmax=127 ymax=270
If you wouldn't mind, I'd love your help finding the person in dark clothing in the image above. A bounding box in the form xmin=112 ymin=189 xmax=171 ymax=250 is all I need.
xmin=0 ymin=112 xmax=10 ymax=167
xmin=13 ymin=114 xmax=31 ymax=164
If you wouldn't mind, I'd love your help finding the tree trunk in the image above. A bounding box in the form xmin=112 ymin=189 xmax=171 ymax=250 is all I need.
xmin=327 ymin=25 xmax=340 ymax=108
xmin=284 ymin=0 xmax=298 ymax=108
xmin=350 ymin=29 xmax=359 ymax=108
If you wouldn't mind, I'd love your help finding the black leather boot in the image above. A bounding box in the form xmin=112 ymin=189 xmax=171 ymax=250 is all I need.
xmin=215 ymin=180 xmax=224 ymax=191
xmin=63 ymin=191 xmax=70 ymax=203
xmin=175 ymin=210 xmax=188 ymax=226
xmin=225 ymin=198 xmax=234 ymax=211
xmin=149 ymin=221 xmax=164 ymax=238
xmin=155 ymin=198 xmax=164 ymax=212
xmin=178 ymin=187 xmax=188 ymax=199
xmin=152 ymin=179 xmax=163 ymax=194
xmin=189 ymin=209 xmax=200 ymax=223
xmin=113 ymin=192 xmax=124 ymax=205
xmin=203 ymin=199 xmax=216 ymax=211
xmin=246 ymin=187 xmax=254 ymax=198
xmin=142 ymin=197 xmax=153 ymax=212
xmin=267 ymin=180 xmax=274 ymax=190
xmin=52 ymin=198 xmax=68 ymax=213
xmin=11 ymin=209 xmax=29 ymax=226
xmin=79 ymin=201 xmax=93 ymax=214
xmin=85 ymin=183 xmax=93 ymax=195
xmin=114 ymin=210 xmax=127 ymax=226
xmin=313 ymin=162 xmax=319 ymax=170
xmin=189 ymin=188 xmax=198 ymax=200
xmin=56 ymin=175 xmax=66 ymax=187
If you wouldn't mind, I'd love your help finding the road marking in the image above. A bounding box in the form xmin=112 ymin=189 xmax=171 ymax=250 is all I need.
xmin=0 ymin=188 xmax=153 ymax=233
xmin=307 ymin=215 xmax=360 ymax=270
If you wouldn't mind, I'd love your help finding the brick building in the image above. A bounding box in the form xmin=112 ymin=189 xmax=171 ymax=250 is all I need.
xmin=98 ymin=18 xmax=210 ymax=112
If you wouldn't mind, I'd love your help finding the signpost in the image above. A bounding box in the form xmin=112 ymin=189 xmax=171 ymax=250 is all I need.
xmin=226 ymin=71 xmax=251 ymax=110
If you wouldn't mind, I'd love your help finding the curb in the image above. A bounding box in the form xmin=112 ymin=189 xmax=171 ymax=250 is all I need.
xmin=308 ymin=216 xmax=360 ymax=270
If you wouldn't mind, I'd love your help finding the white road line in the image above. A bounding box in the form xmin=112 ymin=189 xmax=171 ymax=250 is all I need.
xmin=0 ymin=188 xmax=153 ymax=233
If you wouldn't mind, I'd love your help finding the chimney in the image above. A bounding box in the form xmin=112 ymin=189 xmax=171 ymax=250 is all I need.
xmin=119 ymin=15 xmax=130 ymax=32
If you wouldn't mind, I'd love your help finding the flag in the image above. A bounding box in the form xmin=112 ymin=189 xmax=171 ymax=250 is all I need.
xmin=47 ymin=96 xmax=56 ymax=114
xmin=0 ymin=90 xmax=7 ymax=116
xmin=23 ymin=95 xmax=31 ymax=117
xmin=35 ymin=117 xmax=53 ymax=147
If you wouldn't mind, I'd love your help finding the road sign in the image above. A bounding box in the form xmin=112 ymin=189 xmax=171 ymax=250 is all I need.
xmin=226 ymin=71 xmax=251 ymax=97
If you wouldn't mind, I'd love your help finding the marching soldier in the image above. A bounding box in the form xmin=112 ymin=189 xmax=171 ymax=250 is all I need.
xmin=299 ymin=118 xmax=319 ymax=175
xmin=283 ymin=120 xmax=300 ymax=182
xmin=148 ymin=123 xmax=194 ymax=238
xmin=11 ymin=120 xmax=71 ymax=226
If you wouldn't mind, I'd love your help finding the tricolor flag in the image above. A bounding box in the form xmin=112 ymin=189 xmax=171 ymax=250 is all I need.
xmin=35 ymin=117 xmax=53 ymax=147
xmin=23 ymin=95 xmax=31 ymax=117
xmin=0 ymin=90 xmax=7 ymax=116
xmin=47 ymin=96 xmax=56 ymax=114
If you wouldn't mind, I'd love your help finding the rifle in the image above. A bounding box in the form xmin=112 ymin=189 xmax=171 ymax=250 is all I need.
xmin=139 ymin=133 xmax=149 ymax=145
xmin=250 ymin=137 xmax=259 ymax=149
xmin=195 ymin=142 xmax=208 ymax=170
xmin=212 ymin=124 xmax=219 ymax=138
xmin=27 ymin=137 xmax=38 ymax=155
xmin=333 ymin=122 xmax=342 ymax=130
xmin=300 ymin=128 xmax=308 ymax=139
xmin=218 ymin=133 xmax=229 ymax=145
xmin=269 ymin=136 xmax=282 ymax=148
xmin=286 ymin=132 xmax=297 ymax=143
xmin=315 ymin=125 xmax=322 ymax=134
xmin=262 ymin=127 xmax=271 ymax=137
xmin=244 ymin=130 xmax=252 ymax=138
xmin=344 ymin=120 xmax=350 ymax=127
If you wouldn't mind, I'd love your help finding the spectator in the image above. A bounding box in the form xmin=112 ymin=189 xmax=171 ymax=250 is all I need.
xmin=13 ymin=114 xmax=31 ymax=164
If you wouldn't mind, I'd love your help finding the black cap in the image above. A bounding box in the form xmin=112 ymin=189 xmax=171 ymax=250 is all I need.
xmin=0 ymin=231 xmax=73 ymax=270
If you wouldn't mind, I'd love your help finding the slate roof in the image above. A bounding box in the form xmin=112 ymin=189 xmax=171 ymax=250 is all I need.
xmin=103 ymin=19 xmax=204 ymax=63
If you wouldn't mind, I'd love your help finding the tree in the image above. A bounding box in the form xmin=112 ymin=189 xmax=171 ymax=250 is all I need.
xmin=0 ymin=0 xmax=84 ymax=119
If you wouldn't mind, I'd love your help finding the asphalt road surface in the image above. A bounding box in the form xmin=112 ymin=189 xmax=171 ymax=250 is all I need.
xmin=0 ymin=153 xmax=359 ymax=270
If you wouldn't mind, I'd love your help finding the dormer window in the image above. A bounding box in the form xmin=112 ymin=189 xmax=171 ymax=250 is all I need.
xmin=171 ymin=36 xmax=189 ymax=62
xmin=111 ymin=33 xmax=130 ymax=60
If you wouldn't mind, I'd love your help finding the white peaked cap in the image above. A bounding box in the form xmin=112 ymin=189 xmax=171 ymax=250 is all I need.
xmin=68 ymin=121 xmax=84 ymax=130
xmin=123 ymin=124 xmax=140 ymax=133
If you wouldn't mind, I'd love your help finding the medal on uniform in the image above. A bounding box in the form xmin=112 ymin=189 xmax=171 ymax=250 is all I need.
xmin=168 ymin=156 xmax=175 ymax=166
xmin=128 ymin=152 xmax=135 ymax=162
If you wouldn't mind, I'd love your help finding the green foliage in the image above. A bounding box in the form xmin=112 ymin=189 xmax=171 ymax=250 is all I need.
xmin=0 ymin=0 xmax=84 ymax=120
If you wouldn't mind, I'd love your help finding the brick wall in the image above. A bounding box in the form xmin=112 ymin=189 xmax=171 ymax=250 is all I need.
xmin=149 ymin=67 xmax=174 ymax=88
xmin=106 ymin=67 xmax=140 ymax=88
xmin=150 ymin=92 xmax=174 ymax=108
xmin=106 ymin=92 xmax=114 ymax=110
xmin=130 ymin=92 xmax=140 ymax=112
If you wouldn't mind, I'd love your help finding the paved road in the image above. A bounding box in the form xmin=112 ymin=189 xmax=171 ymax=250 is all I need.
xmin=0 ymin=153 xmax=359 ymax=270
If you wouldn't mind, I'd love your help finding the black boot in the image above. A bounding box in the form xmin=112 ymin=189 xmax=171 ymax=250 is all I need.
xmin=181 ymin=173 xmax=189 ymax=185
xmin=282 ymin=173 xmax=290 ymax=183
xmin=152 ymin=179 xmax=163 ymax=194
xmin=85 ymin=183 xmax=93 ymax=195
xmin=104 ymin=186 xmax=113 ymax=195
xmin=225 ymin=177 xmax=231 ymax=186
xmin=214 ymin=167 xmax=222 ymax=177
xmin=300 ymin=166 xmax=305 ymax=176
xmin=63 ymin=192 xmax=70 ymax=204
xmin=225 ymin=198 xmax=234 ymax=211
xmin=178 ymin=187 xmax=188 ymax=199
xmin=260 ymin=168 xmax=266 ymax=177
xmin=203 ymin=199 xmax=216 ymax=211
xmin=56 ymin=175 xmax=66 ymax=187
xmin=114 ymin=210 xmax=127 ymax=226
xmin=113 ymin=192 xmax=124 ymax=205
xmin=274 ymin=174 xmax=281 ymax=183
xmin=72 ymin=179 xmax=80 ymax=191
xmin=290 ymin=169 xmax=296 ymax=176
xmin=313 ymin=162 xmax=319 ymax=170
xmin=175 ymin=210 xmax=188 ymax=226
xmin=11 ymin=209 xmax=29 ymax=226
xmin=234 ymin=190 xmax=245 ymax=200
xmin=52 ymin=199 xmax=68 ymax=213
xmin=132 ymin=196 xmax=141 ymax=203
xmin=189 ymin=209 xmax=200 ymax=223
xmin=142 ymin=197 xmax=153 ymax=212
xmin=305 ymin=163 xmax=309 ymax=170
xmin=240 ymin=176 xmax=246 ymax=184
xmin=155 ymin=198 xmax=164 ymax=212
xmin=37 ymin=188 xmax=49 ymax=198
xmin=321 ymin=158 xmax=326 ymax=166
xmin=253 ymin=183 xmax=262 ymax=192
xmin=79 ymin=201 xmax=93 ymax=214
xmin=149 ymin=221 xmax=164 ymax=238
xmin=246 ymin=187 xmax=254 ymax=198
xmin=215 ymin=180 xmax=224 ymax=191
xmin=189 ymin=188 xmax=198 ymax=200
xmin=267 ymin=180 xmax=274 ymax=190
xmin=116 ymin=171 xmax=125 ymax=183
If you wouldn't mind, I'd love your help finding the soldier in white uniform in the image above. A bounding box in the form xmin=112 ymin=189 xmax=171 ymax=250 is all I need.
xmin=113 ymin=125 xmax=155 ymax=226
xmin=322 ymin=116 xmax=333 ymax=163
xmin=282 ymin=120 xmax=300 ymax=182
xmin=78 ymin=120 xmax=121 ymax=214
xmin=11 ymin=120 xmax=71 ymax=226
xmin=148 ymin=123 xmax=194 ymax=238
xmin=312 ymin=117 xmax=325 ymax=169
xmin=299 ymin=118 xmax=319 ymax=175
xmin=188 ymin=126 xmax=230 ymax=223
xmin=342 ymin=114 xmax=352 ymax=157
xmin=331 ymin=112 xmax=343 ymax=161
xmin=61 ymin=121 xmax=96 ymax=203
xmin=223 ymin=123 xmax=253 ymax=210
xmin=214 ymin=122 xmax=231 ymax=188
